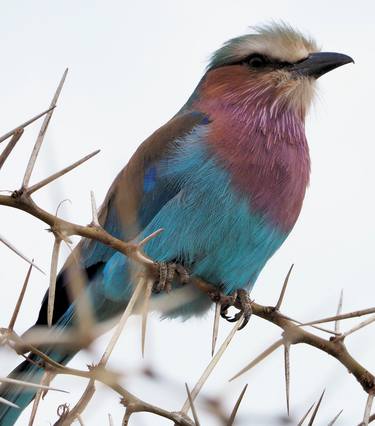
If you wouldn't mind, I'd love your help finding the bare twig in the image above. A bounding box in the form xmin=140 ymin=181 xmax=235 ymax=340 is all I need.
xmin=54 ymin=379 xmax=95 ymax=426
xmin=0 ymin=232 xmax=44 ymax=274
xmin=275 ymin=264 xmax=294 ymax=310
xmin=22 ymin=69 xmax=68 ymax=189
xmin=57 ymin=279 xmax=147 ymax=424
xmin=0 ymin=128 xmax=24 ymax=169
xmin=0 ymin=107 xmax=54 ymax=144
xmin=228 ymin=384 xmax=248 ymax=426
xmin=8 ymin=263 xmax=33 ymax=330
xmin=27 ymin=150 xmax=100 ymax=195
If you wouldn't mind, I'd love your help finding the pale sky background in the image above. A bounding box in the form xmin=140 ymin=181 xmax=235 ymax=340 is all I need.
xmin=0 ymin=1 xmax=374 ymax=425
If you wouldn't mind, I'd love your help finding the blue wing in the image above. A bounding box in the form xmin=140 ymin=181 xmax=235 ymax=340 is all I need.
xmin=34 ymin=111 xmax=210 ymax=326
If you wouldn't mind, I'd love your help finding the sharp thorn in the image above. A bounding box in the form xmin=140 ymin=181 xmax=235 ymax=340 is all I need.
xmin=0 ymin=377 xmax=67 ymax=393
xmin=141 ymin=279 xmax=153 ymax=358
xmin=228 ymin=384 xmax=248 ymax=426
xmin=27 ymin=150 xmax=100 ymax=194
xmin=211 ymin=302 xmax=221 ymax=357
xmin=284 ymin=342 xmax=291 ymax=416
xmin=0 ymin=397 xmax=19 ymax=409
xmin=363 ymin=393 xmax=374 ymax=426
xmin=300 ymin=307 xmax=375 ymax=327
xmin=230 ymin=339 xmax=283 ymax=382
xmin=0 ymin=128 xmax=24 ymax=169
xmin=47 ymin=238 xmax=62 ymax=328
xmin=297 ymin=403 xmax=315 ymax=426
xmin=335 ymin=289 xmax=344 ymax=333
xmin=138 ymin=228 xmax=164 ymax=247
xmin=0 ymin=107 xmax=54 ymax=144
xmin=185 ymin=383 xmax=201 ymax=426
xmin=307 ymin=389 xmax=325 ymax=426
xmin=22 ymin=69 xmax=68 ymax=189
xmin=0 ymin=233 xmax=45 ymax=274
xmin=181 ymin=317 xmax=242 ymax=414
xmin=328 ymin=409 xmax=343 ymax=426
xmin=28 ymin=372 xmax=49 ymax=425
xmin=90 ymin=190 xmax=100 ymax=226
xmin=275 ymin=264 xmax=294 ymax=311
xmin=8 ymin=263 xmax=33 ymax=330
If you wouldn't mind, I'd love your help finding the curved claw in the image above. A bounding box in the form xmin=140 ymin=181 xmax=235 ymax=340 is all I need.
xmin=153 ymin=261 xmax=190 ymax=294
xmin=216 ymin=288 xmax=252 ymax=329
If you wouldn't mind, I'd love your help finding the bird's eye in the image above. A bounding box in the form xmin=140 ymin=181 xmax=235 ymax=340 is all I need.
xmin=247 ymin=54 xmax=267 ymax=68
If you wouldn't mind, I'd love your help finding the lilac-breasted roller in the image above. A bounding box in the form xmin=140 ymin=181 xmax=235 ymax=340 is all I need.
xmin=0 ymin=23 xmax=353 ymax=424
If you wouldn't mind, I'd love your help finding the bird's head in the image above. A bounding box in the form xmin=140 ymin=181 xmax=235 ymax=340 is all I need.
xmin=197 ymin=23 xmax=353 ymax=119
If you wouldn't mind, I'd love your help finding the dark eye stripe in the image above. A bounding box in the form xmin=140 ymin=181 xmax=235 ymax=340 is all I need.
xmin=217 ymin=54 xmax=298 ymax=70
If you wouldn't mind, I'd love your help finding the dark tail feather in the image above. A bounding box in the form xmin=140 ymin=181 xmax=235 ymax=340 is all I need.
xmin=0 ymin=351 xmax=73 ymax=426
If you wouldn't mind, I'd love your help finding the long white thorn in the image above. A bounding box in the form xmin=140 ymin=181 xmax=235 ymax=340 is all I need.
xmin=0 ymin=107 xmax=54 ymax=144
xmin=284 ymin=342 xmax=291 ymax=416
xmin=297 ymin=403 xmax=315 ymax=425
xmin=0 ymin=233 xmax=44 ymax=274
xmin=181 ymin=317 xmax=242 ymax=414
xmin=185 ymin=383 xmax=200 ymax=426
xmin=141 ymin=279 xmax=153 ymax=357
xmin=27 ymin=150 xmax=100 ymax=194
xmin=28 ymin=372 xmax=49 ymax=426
xmin=275 ymin=264 xmax=294 ymax=310
xmin=363 ymin=393 xmax=374 ymax=426
xmin=8 ymin=263 xmax=33 ymax=330
xmin=47 ymin=238 xmax=62 ymax=327
xmin=22 ymin=68 xmax=68 ymax=189
xmin=327 ymin=409 xmax=343 ymax=425
xmin=228 ymin=384 xmax=248 ymax=426
xmin=230 ymin=339 xmax=283 ymax=382
xmin=100 ymin=278 xmax=145 ymax=365
xmin=307 ymin=390 xmax=325 ymax=425
xmin=0 ymin=128 xmax=24 ymax=169
xmin=211 ymin=302 xmax=221 ymax=357
xmin=0 ymin=397 xmax=19 ymax=409
xmin=90 ymin=190 xmax=100 ymax=226
xmin=0 ymin=377 xmax=67 ymax=393
xmin=335 ymin=289 xmax=344 ymax=333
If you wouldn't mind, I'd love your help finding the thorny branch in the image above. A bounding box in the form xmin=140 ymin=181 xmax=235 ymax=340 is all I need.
xmin=1 ymin=74 xmax=375 ymax=425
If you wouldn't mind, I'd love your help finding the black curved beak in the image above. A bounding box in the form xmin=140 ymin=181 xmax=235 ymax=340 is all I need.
xmin=291 ymin=52 xmax=354 ymax=78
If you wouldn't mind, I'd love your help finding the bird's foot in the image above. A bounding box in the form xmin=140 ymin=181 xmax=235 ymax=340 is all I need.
xmin=209 ymin=288 xmax=252 ymax=330
xmin=152 ymin=261 xmax=190 ymax=294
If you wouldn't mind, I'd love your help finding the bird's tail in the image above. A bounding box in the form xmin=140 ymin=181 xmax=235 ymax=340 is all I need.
xmin=0 ymin=349 xmax=74 ymax=426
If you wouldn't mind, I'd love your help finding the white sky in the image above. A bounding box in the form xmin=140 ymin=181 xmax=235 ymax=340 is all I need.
xmin=0 ymin=1 xmax=375 ymax=425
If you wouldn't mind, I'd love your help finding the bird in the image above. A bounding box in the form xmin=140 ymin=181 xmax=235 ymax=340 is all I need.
xmin=0 ymin=22 xmax=353 ymax=424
